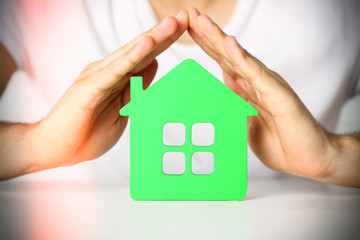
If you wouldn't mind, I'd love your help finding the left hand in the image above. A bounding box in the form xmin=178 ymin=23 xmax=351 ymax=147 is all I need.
xmin=187 ymin=8 xmax=340 ymax=183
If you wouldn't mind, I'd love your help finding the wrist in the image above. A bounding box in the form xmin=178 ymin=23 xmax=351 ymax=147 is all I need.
xmin=0 ymin=122 xmax=42 ymax=180
xmin=25 ymin=121 xmax=46 ymax=174
xmin=27 ymin=119 xmax=68 ymax=173
xmin=324 ymin=133 xmax=360 ymax=187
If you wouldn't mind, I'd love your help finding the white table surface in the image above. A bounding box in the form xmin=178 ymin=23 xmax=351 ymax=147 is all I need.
xmin=0 ymin=176 xmax=359 ymax=240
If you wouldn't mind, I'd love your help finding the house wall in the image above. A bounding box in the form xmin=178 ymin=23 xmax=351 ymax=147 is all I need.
xmin=129 ymin=107 xmax=249 ymax=200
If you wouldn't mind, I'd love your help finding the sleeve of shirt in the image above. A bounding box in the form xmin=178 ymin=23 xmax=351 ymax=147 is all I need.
xmin=0 ymin=0 xmax=27 ymax=70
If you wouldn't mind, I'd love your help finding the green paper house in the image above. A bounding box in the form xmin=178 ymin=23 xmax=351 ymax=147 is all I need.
xmin=120 ymin=59 xmax=257 ymax=200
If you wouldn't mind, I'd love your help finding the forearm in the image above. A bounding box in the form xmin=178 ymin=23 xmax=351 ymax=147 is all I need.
xmin=0 ymin=122 xmax=38 ymax=180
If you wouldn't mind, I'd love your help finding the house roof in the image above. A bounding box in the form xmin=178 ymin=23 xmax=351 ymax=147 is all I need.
xmin=120 ymin=59 xmax=257 ymax=117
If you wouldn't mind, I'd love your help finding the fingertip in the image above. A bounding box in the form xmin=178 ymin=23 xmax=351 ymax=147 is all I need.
xmin=188 ymin=7 xmax=200 ymax=16
xmin=142 ymin=35 xmax=156 ymax=46
xmin=198 ymin=14 xmax=213 ymax=24
xmin=187 ymin=8 xmax=199 ymax=29
xmin=224 ymin=35 xmax=235 ymax=43
xmin=176 ymin=10 xmax=187 ymax=19
xmin=230 ymin=35 xmax=243 ymax=49
xmin=176 ymin=10 xmax=189 ymax=29
xmin=224 ymin=35 xmax=246 ymax=59
xmin=137 ymin=35 xmax=156 ymax=53
xmin=224 ymin=35 xmax=235 ymax=50
xmin=160 ymin=16 xmax=178 ymax=33
xmin=197 ymin=14 xmax=214 ymax=33
xmin=166 ymin=16 xmax=178 ymax=24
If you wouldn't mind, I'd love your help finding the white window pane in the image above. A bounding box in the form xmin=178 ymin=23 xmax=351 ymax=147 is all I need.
xmin=163 ymin=152 xmax=185 ymax=175
xmin=191 ymin=123 xmax=214 ymax=146
xmin=163 ymin=123 xmax=186 ymax=146
xmin=191 ymin=152 xmax=214 ymax=175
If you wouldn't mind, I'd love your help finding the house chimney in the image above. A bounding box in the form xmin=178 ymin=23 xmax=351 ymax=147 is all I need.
xmin=130 ymin=76 xmax=143 ymax=100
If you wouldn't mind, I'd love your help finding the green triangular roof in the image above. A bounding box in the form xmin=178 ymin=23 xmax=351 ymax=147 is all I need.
xmin=120 ymin=59 xmax=257 ymax=116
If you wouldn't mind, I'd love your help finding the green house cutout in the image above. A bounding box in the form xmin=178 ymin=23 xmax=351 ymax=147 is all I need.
xmin=120 ymin=59 xmax=257 ymax=200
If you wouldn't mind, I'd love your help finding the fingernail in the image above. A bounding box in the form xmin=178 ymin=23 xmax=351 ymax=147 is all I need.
xmin=232 ymin=35 xmax=239 ymax=45
xmin=160 ymin=16 xmax=169 ymax=24
xmin=176 ymin=11 xmax=182 ymax=18
xmin=205 ymin=15 xmax=214 ymax=23
xmin=232 ymin=36 xmax=243 ymax=49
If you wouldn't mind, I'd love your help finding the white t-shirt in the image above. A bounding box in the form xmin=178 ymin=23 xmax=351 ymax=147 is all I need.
xmin=0 ymin=0 xmax=359 ymax=181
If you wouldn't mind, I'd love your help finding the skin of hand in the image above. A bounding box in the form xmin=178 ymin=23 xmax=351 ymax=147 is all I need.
xmin=25 ymin=11 xmax=189 ymax=173
xmin=187 ymin=8 xmax=360 ymax=187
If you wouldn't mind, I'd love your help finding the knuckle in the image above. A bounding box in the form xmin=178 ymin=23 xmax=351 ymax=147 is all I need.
xmin=108 ymin=60 xmax=122 ymax=79
xmin=85 ymin=61 xmax=99 ymax=70
xmin=126 ymin=53 xmax=137 ymax=67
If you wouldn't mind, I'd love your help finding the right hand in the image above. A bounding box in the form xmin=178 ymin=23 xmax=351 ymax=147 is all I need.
xmin=28 ymin=12 xmax=189 ymax=172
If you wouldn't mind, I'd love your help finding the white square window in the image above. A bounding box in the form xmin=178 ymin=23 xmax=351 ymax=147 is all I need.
xmin=163 ymin=123 xmax=186 ymax=146
xmin=191 ymin=123 xmax=214 ymax=146
xmin=163 ymin=152 xmax=186 ymax=175
xmin=191 ymin=152 xmax=214 ymax=175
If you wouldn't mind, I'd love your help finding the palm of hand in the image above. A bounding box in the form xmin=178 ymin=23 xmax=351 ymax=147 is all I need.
xmin=224 ymin=71 xmax=333 ymax=178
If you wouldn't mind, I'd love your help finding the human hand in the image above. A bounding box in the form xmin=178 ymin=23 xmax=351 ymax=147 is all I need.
xmin=28 ymin=11 xmax=189 ymax=172
xmin=187 ymin=8 xmax=342 ymax=183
